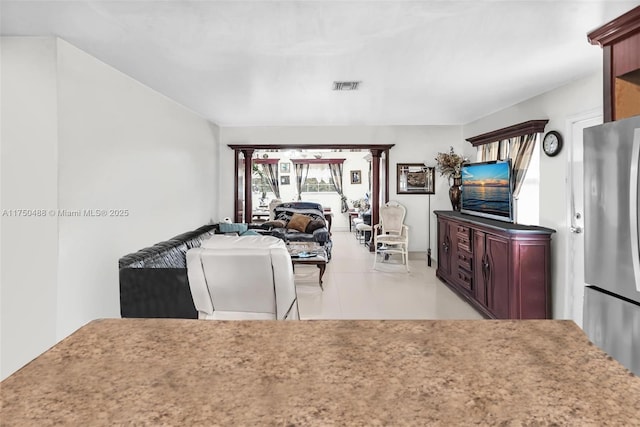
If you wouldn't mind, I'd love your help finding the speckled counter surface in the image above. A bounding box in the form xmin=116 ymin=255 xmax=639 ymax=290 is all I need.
xmin=2 ymin=319 xmax=639 ymax=426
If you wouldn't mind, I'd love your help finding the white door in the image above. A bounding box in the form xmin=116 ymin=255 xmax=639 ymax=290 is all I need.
xmin=567 ymin=112 xmax=602 ymax=326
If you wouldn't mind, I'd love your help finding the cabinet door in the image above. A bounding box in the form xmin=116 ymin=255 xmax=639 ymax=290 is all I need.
xmin=437 ymin=218 xmax=452 ymax=278
xmin=486 ymin=234 xmax=510 ymax=319
xmin=473 ymin=230 xmax=487 ymax=306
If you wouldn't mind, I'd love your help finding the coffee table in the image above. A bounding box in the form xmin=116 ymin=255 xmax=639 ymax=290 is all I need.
xmin=287 ymin=242 xmax=328 ymax=290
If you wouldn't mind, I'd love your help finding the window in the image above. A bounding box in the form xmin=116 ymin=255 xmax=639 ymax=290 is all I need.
xmin=515 ymin=137 xmax=540 ymax=224
xmin=252 ymin=180 xmax=272 ymax=195
xmin=301 ymin=164 xmax=335 ymax=193
xmin=474 ymin=134 xmax=540 ymax=225
xmin=252 ymin=164 xmax=272 ymax=195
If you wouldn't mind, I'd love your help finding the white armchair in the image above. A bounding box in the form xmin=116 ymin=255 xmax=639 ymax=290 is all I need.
xmin=372 ymin=201 xmax=409 ymax=271
xmin=186 ymin=235 xmax=299 ymax=320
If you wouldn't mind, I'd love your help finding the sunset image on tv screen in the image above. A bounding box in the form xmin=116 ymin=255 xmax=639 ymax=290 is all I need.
xmin=461 ymin=162 xmax=511 ymax=218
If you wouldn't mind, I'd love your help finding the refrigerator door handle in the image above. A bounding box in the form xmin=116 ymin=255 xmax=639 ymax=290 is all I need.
xmin=630 ymin=129 xmax=640 ymax=292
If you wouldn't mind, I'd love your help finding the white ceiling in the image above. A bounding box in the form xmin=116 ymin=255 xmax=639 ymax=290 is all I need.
xmin=1 ymin=1 xmax=638 ymax=126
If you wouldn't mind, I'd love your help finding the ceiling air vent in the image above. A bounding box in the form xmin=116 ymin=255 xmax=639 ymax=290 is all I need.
xmin=333 ymin=81 xmax=361 ymax=91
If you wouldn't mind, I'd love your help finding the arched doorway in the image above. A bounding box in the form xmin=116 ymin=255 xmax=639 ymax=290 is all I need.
xmin=228 ymin=144 xmax=394 ymax=251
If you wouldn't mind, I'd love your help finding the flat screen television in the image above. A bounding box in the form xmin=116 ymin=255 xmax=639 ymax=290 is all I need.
xmin=460 ymin=160 xmax=513 ymax=222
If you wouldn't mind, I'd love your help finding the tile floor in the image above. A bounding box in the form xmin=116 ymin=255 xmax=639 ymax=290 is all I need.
xmin=294 ymin=231 xmax=483 ymax=320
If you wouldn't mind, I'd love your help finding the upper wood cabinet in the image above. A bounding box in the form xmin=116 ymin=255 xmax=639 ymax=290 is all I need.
xmin=588 ymin=6 xmax=640 ymax=122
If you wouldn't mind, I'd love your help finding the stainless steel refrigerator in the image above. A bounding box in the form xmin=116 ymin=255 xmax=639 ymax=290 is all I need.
xmin=584 ymin=114 xmax=640 ymax=376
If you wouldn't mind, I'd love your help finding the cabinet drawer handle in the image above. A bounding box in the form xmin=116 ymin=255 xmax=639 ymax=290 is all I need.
xmin=482 ymin=256 xmax=491 ymax=283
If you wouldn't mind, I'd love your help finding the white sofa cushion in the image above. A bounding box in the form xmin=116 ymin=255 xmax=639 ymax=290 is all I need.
xmin=187 ymin=235 xmax=298 ymax=320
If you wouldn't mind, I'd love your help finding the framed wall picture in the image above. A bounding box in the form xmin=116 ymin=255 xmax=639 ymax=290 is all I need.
xmin=280 ymin=175 xmax=290 ymax=185
xmin=280 ymin=162 xmax=290 ymax=173
xmin=350 ymin=170 xmax=361 ymax=184
xmin=397 ymin=164 xmax=435 ymax=194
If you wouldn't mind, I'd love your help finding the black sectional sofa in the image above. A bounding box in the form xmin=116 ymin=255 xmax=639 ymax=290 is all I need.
xmin=119 ymin=205 xmax=333 ymax=319
xmin=119 ymin=224 xmax=219 ymax=319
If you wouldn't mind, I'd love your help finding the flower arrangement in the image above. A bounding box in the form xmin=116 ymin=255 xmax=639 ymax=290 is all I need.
xmin=351 ymin=198 xmax=369 ymax=211
xmin=435 ymin=146 xmax=467 ymax=179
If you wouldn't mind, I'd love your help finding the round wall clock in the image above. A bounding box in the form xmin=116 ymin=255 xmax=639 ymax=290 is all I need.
xmin=542 ymin=131 xmax=563 ymax=157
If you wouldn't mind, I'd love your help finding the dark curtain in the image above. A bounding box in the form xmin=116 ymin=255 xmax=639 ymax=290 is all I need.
xmin=294 ymin=163 xmax=310 ymax=201
xmin=261 ymin=163 xmax=280 ymax=198
xmin=328 ymin=163 xmax=348 ymax=213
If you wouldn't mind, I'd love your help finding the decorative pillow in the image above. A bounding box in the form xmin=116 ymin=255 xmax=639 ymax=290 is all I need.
xmin=274 ymin=212 xmax=290 ymax=223
xmin=263 ymin=220 xmax=286 ymax=229
xmin=219 ymin=223 xmax=248 ymax=234
xmin=241 ymin=229 xmax=260 ymax=236
xmin=305 ymin=218 xmax=325 ymax=233
xmin=287 ymin=213 xmax=312 ymax=233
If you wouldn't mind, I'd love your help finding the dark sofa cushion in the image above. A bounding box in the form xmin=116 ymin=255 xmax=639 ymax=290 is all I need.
xmin=119 ymin=224 xmax=218 ymax=269
xmin=306 ymin=218 xmax=325 ymax=233
xmin=119 ymin=268 xmax=197 ymax=319
xmin=263 ymin=219 xmax=286 ymax=228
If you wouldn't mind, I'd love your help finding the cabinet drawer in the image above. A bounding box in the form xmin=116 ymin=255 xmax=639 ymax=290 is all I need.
xmin=457 ymin=236 xmax=471 ymax=253
xmin=455 ymin=224 xmax=471 ymax=240
xmin=456 ymin=268 xmax=473 ymax=292
xmin=457 ymin=250 xmax=472 ymax=271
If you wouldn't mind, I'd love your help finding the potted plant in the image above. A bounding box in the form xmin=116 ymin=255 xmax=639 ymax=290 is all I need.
xmin=435 ymin=147 xmax=468 ymax=211
xmin=351 ymin=197 xmax=369 ymax=212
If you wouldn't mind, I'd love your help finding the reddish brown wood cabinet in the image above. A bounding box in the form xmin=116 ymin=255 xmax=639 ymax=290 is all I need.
xmin=435 ymin=211 xmax=555 ymax=319
xmin=587 ymin=6 xmax=640 ymax=122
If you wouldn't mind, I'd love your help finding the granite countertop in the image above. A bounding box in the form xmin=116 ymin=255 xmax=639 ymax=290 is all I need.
xmin=2 ymin=319 xmax=639 ymax=425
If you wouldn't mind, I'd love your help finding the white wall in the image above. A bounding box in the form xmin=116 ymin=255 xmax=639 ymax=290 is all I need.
xmin=220 ymin=126 xmax=463 ymax=253
xmin=463 ymin=72 xmax=603 ymax=319
xmin=0 ymin=38 xmax=219 ymax=379
xmin=1 ymin=37 xmax=60 ymax=380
